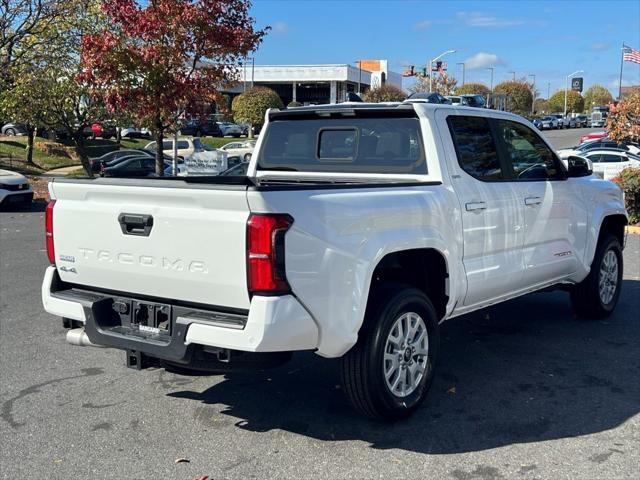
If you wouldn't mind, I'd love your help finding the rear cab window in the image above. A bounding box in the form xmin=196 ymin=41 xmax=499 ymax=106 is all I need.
xmin=257 ymin=113 xmax=427 ymax=175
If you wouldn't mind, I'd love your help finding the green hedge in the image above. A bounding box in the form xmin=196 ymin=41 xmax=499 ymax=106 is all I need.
xmin=613 ymin=167 xmax=640 ymax=224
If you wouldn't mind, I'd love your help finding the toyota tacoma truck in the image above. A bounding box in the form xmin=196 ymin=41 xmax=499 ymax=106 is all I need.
xmin=42 ymin=102 xmax=628 ymax=419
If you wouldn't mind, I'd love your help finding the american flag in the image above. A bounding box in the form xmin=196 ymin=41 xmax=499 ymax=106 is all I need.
xmin=623 ymin=46 xmax=640 ymax=64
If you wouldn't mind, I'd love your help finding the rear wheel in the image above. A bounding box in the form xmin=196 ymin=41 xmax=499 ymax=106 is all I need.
xmin=570 ymin=234 xmax=623 ymax=319
xmin=341 ymin=285 xmax=439 ymax=420
xmin=5 ymin=128 xmax=16 ymax=136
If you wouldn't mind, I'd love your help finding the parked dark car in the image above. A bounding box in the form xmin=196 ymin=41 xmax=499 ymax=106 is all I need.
xmin=179 ymin=118 xmax=222 ymax=137
xmin=1 ymin=123 xmax=28 ymax=136
xmin=574 ymin=115 xmax=589 ymax=128
xmin=405 ymin=92 xmax=451 ymax=104
xmin=103 ymin=157 xmax=159 ymax=177
xmin=90 ymin=149 xmax=154 ymax=173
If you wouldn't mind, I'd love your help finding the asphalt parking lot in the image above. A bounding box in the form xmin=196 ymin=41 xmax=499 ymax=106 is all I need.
xmin=1 ymin=127 xmax=638 ymax=479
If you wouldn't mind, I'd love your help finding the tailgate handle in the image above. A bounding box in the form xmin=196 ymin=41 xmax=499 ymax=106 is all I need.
xmin=118 ymin=213 xmax=153 ymax=236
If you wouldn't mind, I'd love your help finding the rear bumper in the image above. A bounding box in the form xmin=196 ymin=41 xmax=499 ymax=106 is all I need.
xmin=41 ymin=266 xmax=319 ymax=361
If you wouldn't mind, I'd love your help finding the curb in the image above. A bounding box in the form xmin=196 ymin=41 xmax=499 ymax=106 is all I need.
xmin=627 ymin=226 xmax=640 ymax=235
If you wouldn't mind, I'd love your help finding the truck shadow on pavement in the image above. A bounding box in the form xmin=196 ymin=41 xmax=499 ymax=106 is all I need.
xmin=169 ymin=280 xmax=640 ymax=454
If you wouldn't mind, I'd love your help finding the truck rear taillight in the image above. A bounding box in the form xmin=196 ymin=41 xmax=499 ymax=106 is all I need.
xmin=247 ymin=214 xmax=293 ymax=296
xmin=45 ymin=200 xmax=56 ymax=264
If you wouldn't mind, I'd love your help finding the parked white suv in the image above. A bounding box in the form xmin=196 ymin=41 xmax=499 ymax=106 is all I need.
xmin=42 ymin=103 xmax=627 ymax=420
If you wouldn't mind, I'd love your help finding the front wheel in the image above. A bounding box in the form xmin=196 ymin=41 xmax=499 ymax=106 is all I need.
xmin=341 ymin=285 xmax=439 ymax=420
xmin=570 ymin=234 xmax=623 ymax=319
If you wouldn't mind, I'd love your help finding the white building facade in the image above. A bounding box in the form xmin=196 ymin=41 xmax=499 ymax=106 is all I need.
xmin=229 ymin=60 xmax=403 ymax=105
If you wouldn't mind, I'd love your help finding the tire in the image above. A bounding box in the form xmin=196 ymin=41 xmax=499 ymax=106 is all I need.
xmin=5 ymin=128 xmax=16 ymax=136
xmin=341 ymin=285 xmax=439 ymax=420
xmin=570 ymin=234 xmax=623 ymax=319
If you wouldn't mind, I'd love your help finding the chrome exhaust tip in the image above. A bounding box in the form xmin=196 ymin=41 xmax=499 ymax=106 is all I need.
xmin=66 ymin=327 xmax=104 ymax=348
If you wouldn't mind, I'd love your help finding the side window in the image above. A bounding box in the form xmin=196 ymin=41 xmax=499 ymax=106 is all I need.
xmin=448 ymin=116 xmax=504 ymax=181
xmin=601 ymin=154 xmax=622 ymax=163
xmin=496 ymin=120 xmax=562 ymax=180
xmin=586 ymin=154 xmax=602 ymax=163
xmin=125 ymin=160 xmax=142 ymax=170
xmin=162 ymin=141 xmax=173 ymax=150
xmin=177 ymin=140 xmax=190 ymax=150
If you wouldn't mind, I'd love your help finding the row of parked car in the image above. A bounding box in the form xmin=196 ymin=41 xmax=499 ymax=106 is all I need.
xmin=533 ymin=114 xmax=590 ymax=130
xmin=1 ymin=118 xmax=251 ymax=140
xmin=556 ymin=132 xmax=640 ymax=180
xmin=90 ymin=138 xmax=256 ymax=177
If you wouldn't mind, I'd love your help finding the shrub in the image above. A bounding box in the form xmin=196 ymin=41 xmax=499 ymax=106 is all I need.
xmin=607 ymin=92 xmax=640 ymax=144
xmin=455 ymin=83 xmax=490 ymax=96
xmin=612 ymin=167 xmax=640 ymax=224
xmin=493 ymin=81 xmax=533 ymax=116
xmin=232 ymin=87 xmax=284 ymax=128
xmin=362 ymin=84 xmax=406 ymax=102
xmin=287 ymin=101 xmax=302 ymax=107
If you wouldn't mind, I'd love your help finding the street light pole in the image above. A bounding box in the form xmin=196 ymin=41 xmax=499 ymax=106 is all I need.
xmin=354 ymin=60 xmax=362 ymax=94
xmin=564 ymin=69 xmax=583 ymax=117
xmin=547 ymin=82 xmax=551 ymax=100
xmin=486 ymin=67 xmax=494 ymax=107
xmin=509 ymin=71 xmax=516 ymax=81
xmin=428 ymin=49 xmax=456 ymax=93
xmin=529 ymin=74 xmax=536 ymax=115
xmin=457 ymin=62 xmax=465 ymax=85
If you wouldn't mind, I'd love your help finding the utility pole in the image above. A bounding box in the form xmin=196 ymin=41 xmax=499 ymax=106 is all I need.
xmin=529 ymin=74 xmax=536 ymax=115
xmin=457 ymin=62 xmax=465 ymax=85
xmin=564 ymin=69 xmax=583 ymax=117
xmin=486 ymin=67 xmax=494 ymax=107
xmin=547 ymin=82 xmax=551 ymax=99
xmin=509 ymin=71 xmax=516 ymax=81
xmin=428 ymin=49 xmax=456 ymax=93
xmin=354 ymin=60 xmax=362 ymax=94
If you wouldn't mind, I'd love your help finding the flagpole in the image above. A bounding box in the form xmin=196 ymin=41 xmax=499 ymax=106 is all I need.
xmin=618 ymin=43 xmax=626 ymax=100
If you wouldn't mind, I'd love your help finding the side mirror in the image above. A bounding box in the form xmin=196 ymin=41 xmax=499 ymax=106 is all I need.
xmin=566 ymin=155 xmax=592 ymax=177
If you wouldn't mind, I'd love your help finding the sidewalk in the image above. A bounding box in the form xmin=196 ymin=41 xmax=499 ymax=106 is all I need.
xmin=42 ymin=165 xmax=81 ymax=177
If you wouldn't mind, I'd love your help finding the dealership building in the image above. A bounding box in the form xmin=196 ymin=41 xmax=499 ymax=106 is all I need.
xmin=225 ymin=60 xmax=403 ymax=105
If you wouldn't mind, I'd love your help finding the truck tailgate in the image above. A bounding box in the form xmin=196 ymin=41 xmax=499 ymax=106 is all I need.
xmin=50 ymin=179 xmax=250 ymax=309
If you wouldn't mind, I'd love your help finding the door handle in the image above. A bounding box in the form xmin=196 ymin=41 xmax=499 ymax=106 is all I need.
xmin=524 ymin=196 xmax=542 ymax=206
xmin=465 ymin=201 xmax=487 ymax=212
xmin=118 ymin=213 xmax=154 ymax=236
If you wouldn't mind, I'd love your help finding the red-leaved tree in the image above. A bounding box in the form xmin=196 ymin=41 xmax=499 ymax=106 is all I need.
xmin=80 ymin=0 xmax=267 ymax=175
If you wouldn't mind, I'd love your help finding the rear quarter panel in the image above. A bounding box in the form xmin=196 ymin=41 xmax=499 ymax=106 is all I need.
xmin=247 ymin=184 xmax=464 ymax=357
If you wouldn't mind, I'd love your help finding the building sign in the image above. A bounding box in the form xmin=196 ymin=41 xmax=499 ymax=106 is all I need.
xmin=571 ymin=77 xmax=583 ymax=92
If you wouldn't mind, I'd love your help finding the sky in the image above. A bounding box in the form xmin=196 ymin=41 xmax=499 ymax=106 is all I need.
xmin=249 ymin=0 xmax=640 ymax=98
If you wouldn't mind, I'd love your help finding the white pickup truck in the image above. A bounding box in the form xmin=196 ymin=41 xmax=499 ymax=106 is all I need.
xmin=42 ymin=102 xmax=628 ymax=419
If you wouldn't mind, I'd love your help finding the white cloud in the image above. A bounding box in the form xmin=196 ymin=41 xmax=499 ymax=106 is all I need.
xmin=414 ymin=20 xmax=432 ymax=29
xmin=457 ymin=11 xmax=524 ymax=27
xmin=463 ymin=52 xmax=505 ymax=70
xmin=272 ymin=21 xmax=291 ymax=34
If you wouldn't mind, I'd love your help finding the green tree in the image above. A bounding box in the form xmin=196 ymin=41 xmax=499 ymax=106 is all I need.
xmin=493 ymin=81 xmax=533 ymax=116
xmin=548 ymin=90 xmax=584 ymax=114
xmin=362 ymin=84 xmax=406 ymax=102
xmin=232 ymin=87 xmax=283 ymax=135
xmin=0 ymin=66 xmax=43 ymax=164
xmin=1 ymin=0 xmax=105 ymax=173
xmin=584 ymin=85 xmax=614 ymax=111
xmin=455 ymin=82 xmax=490 ymax=96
